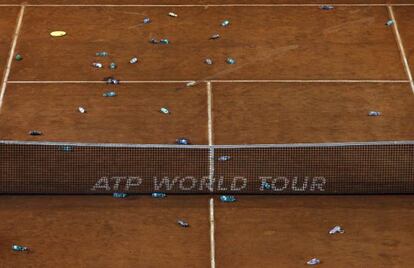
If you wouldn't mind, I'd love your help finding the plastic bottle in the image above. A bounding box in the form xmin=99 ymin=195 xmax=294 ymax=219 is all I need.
xmin=220 ymin=195 xmax=236 ymax=202
xmin=152 ymin=192 xmax=166 ymax=198
xmin=226 ymin=57 xmax=236 ymax=64
xmin=218 ymin=156 xmax=231 ymax=161
xmin=113 ymin=193 xmax=128 ymax=198
xmin=96 ymin=51 xmax=109 ymax=57
xmin=12 ymin=245 xmax=29 ymax=252
xmin=103 ymin=91 xmax=117 ymax=97
xmin=221 ymin=20 xmax=230 ymax=27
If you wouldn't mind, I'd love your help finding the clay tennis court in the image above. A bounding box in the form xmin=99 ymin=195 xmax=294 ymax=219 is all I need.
xmin=0 ymin=1 xmax=414 ymax=267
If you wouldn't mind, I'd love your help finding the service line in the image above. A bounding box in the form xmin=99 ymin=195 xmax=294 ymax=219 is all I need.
xmin=7 ymin=79 xmax=410 ymax=84
xmin=16 ymin=3 xmax=414 ymax=7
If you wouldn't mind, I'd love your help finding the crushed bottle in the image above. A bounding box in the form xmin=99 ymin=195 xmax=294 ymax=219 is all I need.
xmin=92 ymin=62 xmax=103 ymax=68
xmin=109 ymin=62 xmax=117 ymax=69
xmin=186 ymin=81 xmax=197 ymax=87
xmin=160 ymin=39 xmax=170 ymax=44
xmin=329 ymin=226 xmax=345 ymax=235
xmin=385 ymin=19 xmax=394 ymax=26
xmin=152 ymin=192 xmax=166 ymax=198
xmin=113 ymin=193 xmax=128 ymax=198
xmin=221 ymin=20 xmax=230 ymax=27
xmin=176 ymin=138 xmax=190 ymax=145
xmin=29 ymin=130 xmax=42 ymax=136
xmin=103 ymin=91 xmax=117 ymax=97
xmin=160 ymin=107 xmax=170 ymax=114
xmin=210 ymin=34 xmax=220 ymax=40
xmin=12 ymin=245 xmax=29 ymax=252
xmin=220 ymin=195 xmax=236 ymax=202
xmin=226 ymin=57 xmax=236 ymax=64
xmin=105 ymin=77 xmax=120 ymax=85
xmin=96 ymin=51 xmax=109 ymax=57
xmin=205 ymin=58 xmax=213 ymax=65
xmin=143 ymin=17 xmax=151 ymax=24
xmin=320 ymin=5 xmax=334 ymax=10
xmin=262 ymin=182 xmax=272 ymax=190
xmin=307 ymin=258 xmax=321 ymax=265
xmin=368 ymin=111 xmax=381 ymax=116
xmin=177 ymin=220 xmax=189 ymax=227
xmin=61 ymin=145 xmax=73 ymax=152
xmin=218 ymin=156 xmax=231 ymax=161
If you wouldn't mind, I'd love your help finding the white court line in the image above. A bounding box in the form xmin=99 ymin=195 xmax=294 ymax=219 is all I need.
xmin=7 ymin=80 xmax=193 ymax=84
xmin=388 ymin=6 xmax=414 ymax=94
xmin=209 ymin=198 xmax=216 ymax=268
xmin=210 ymin=79 xmax=410 ymax=83
xmin=16 ymin=3 xmax=414 ymax=7
xmin=207 ymin=81 xmax=215 ymax=193
xmin=7 ymin=79 xmax=410 ymax=84
xmin=207 ymin=81 xmax=213 ymax=146
xmin=0 ymin=5 xmax=25 ymax=112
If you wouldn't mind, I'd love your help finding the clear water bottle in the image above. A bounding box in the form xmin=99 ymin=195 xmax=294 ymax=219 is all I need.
xmin=210 ymin=34 xmax=220 ymax=40
xmin=320 ymin=5 xmax=334 ymax=10
xmin=205 ymin=58 xmax=213 ymax=65
xmin=186 ymin=81 xmax=197 ymax=87
xmin=329 ymin=226 xmax=344 ymax=235
xmin=307 ymin=258 xmax=320 ymax=265
xmin=226 ymin=57 xmax=236 ymax=64
xmin=385 ymin=20 xmax=394 ymax=26
xmin=61 ymin=145 xmax=73 ymax=152
xmin=220 ymin=195 xmax=236 ymax=202
xmin=368 ymin=111 xmax=381 ymax=116
xmin=29 ymin=130 xmax=42 ymax=136
xmin=160 ymin=39 xmax=170 ymax=44
xmin=160 ymin=107 xmax=170 ymax=114
xmin=113 ymin=193 xmax=128 ymax=198
xmin=12 ymin=245 xmax=29 ymax=252
xmin=129 ymin=57 xmax=138 ymax=64
xmin=152 ymin=192 xmax=166 ymax=198
xmin=96 ymin=51 xmax=109 ymax=57
xmin=92 ymin=62 xmax=103 ymax=68
xmin=177 ymin=220 xmax=189 ymax=227
xmin=218 ymin=156 xmax=231 ymax=161
xmin=262 ymin=182 xmax=271 ymax=190
xmin=143 ymin=17 xmax=151 ymax=24
xmin=221 ymin=20 xmax=230 ymax=27
xmin=176 ymin=138 xmax=190 ymax=145
xmin=103 ymin=91 xmax=117 ymax=97
xmin=105 ymin=78 xmax=120 ymax=85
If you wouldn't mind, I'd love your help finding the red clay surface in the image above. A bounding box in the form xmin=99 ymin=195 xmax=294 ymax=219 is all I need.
xmin=216 ymin=195 xmax=414 ymax=268
xmin=0 ymin=0 xmax=411 ymax=5
xmin=0 ymin=83 xmax=208 ymax=144
xmin=1 ymin=195 xmax=414 ymax=268
xmin=213 ymin=82 xmax=414 ymax=144
xmin=0 ymin=7 xmax=20 ymax=85
xmin=9 ymin=6 xmax=406 ymax=81
xmin=393 ymin=7 xmax=414 ymax=76
xmin=0 ymin=195 xmax=211 ymax=268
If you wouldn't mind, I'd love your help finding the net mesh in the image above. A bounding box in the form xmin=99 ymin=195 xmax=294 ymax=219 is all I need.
xmin=1 ymin=141 xmax=413 ymax=194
